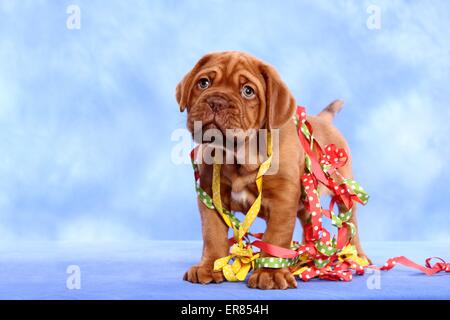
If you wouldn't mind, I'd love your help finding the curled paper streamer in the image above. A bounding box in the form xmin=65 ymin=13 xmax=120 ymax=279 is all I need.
xmin=190 ymin=106 xmax=449 ymax=283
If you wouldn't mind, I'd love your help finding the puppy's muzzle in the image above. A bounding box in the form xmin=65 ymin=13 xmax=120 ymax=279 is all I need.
xmin=206 ymin=94 xmax=230 ymax=113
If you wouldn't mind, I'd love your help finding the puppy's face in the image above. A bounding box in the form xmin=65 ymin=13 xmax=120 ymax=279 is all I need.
xmin=176 ymin=51 xmax=296 ymax=141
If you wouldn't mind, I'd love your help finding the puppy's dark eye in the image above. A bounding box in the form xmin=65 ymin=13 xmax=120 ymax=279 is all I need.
xmin=241 ymin=85 xmax=256 ymax=99
xmin=198 ymin=78 xmax=210 ymax=89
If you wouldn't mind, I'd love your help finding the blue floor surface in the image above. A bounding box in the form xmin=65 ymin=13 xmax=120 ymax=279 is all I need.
xmin=0 ymin=241 xmax=448 ymax=300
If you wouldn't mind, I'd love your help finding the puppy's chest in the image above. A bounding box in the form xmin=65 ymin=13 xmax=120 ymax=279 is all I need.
xmin=229 ymin=187 xmax=259 ymax=214
xmin=230 ymin=188 xmax=254 ymax=207
xmin=222 ymin=166 xmax=266 ymax=215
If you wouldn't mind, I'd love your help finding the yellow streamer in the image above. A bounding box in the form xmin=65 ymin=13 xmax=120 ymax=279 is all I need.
xmin=338 ymin=244 xmax=370 ymax=267
xmin=212 ymin=162 xmax=237 ymax=236
xmin=213 ymin=244 xmax=260 ymax=282
xmin=211 ymin=133 xmax=273 ymax=281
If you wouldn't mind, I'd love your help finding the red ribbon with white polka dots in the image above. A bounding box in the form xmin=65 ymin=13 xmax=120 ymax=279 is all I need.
xmin=256 ymin=107 xmax=449 ymax=281
xmin=369 ymin=256 xmax=450 ymax=275
xmin=190 ymin=105 xmax=449 ymax=282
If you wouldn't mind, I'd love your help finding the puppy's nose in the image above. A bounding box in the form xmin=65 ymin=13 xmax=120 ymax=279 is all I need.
xmin=207 ymin=96 xmax=229 ymax=112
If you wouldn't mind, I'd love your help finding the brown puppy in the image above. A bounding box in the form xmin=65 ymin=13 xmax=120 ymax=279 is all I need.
xmin=175 ymin=51 xmax=369 ymax=290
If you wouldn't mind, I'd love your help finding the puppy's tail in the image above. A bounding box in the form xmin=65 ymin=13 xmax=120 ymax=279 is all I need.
xmin=317 ymin=100 xmax=344 ymax=122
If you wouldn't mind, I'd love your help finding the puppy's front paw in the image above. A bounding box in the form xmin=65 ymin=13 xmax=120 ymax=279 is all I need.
xmin=183 ymin=264 xmax=225 ymax=284
xmin=247 ymin=268 xmax=297 ymax=290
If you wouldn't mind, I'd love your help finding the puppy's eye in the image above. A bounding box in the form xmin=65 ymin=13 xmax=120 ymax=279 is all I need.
xmin=241 ymin=85 xmax=256 ymax=99
xmin=198 ymin=78 xmax=210 ymax=90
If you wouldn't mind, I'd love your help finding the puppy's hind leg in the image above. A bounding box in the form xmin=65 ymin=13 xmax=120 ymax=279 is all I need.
xmin=346 ymin=204 xmax=372 ymax=264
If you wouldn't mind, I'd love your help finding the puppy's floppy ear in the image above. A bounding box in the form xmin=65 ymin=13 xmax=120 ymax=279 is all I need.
xmin=260 ymin=63 xmax=296 ymax=128
xmin=175 ymin=53 xmax=214 ymax=112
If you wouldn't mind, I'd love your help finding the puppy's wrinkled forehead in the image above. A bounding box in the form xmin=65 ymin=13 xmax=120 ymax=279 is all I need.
xmin=176 ymin=51 xmax=297 ymax=129
xmin=199 ymin=52 xmax=264 ymax=88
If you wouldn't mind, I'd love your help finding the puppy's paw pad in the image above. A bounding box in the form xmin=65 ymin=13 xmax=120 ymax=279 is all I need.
xmin=247 ymin=268 xmax=297 ymax=290
xmin=183 ymin=265 xmax=225 ymax=284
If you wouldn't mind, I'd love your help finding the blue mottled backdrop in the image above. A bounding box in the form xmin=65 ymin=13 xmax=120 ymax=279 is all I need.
xmin=0 ymin=0 xmax=449 ymax=245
